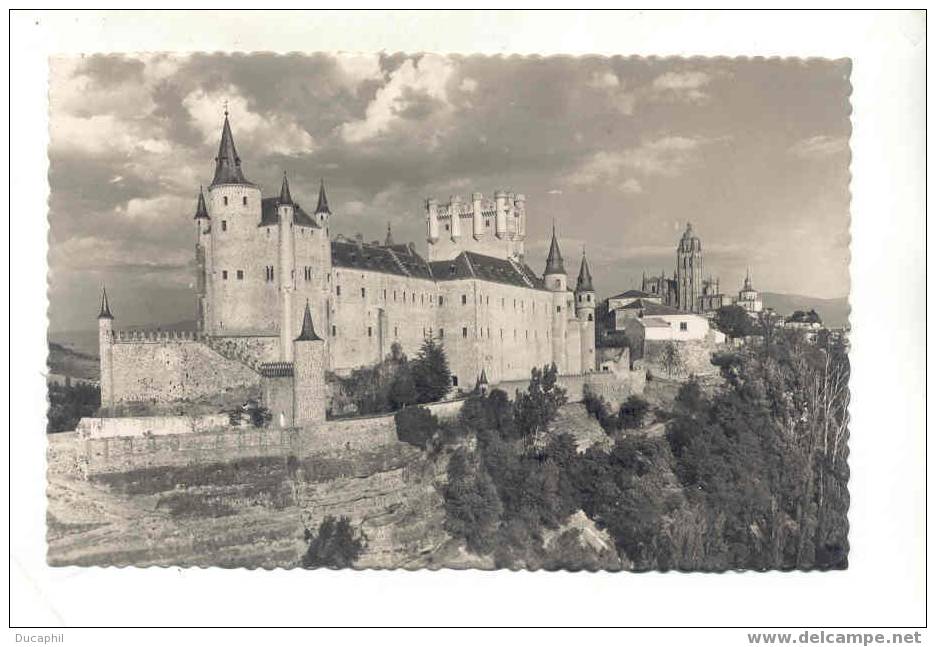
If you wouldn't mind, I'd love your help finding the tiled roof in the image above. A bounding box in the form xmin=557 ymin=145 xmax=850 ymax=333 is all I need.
xmin=609 ymin=289 xmax=655 ymax=300
xmin=211 ymin=113 xmax=254 ymax=187
xmin=430 ymin=252 xmax=546 ymax=290
xmin=637 ymin=317 xmax=672 ymax=328
xmin=331 ymin=239 xmax=434 ymax=280
xmin=259 ymin=197 xmax=319 ymax=228
xmin=544 ymin=225 xmax=565 ymax=275
xmin=617 ymin=299 xmax=684 ymax=316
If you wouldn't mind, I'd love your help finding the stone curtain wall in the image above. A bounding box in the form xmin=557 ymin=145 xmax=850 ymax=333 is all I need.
xmin=109 ymin=338 xmax=261 ymax=406
xmin=207 ymin=335 xmax=281 ymax=368
xmin=496 ymin=371 xmax=645 ymax=409
xmin=76 ymin=414 xmax=229 ymax=439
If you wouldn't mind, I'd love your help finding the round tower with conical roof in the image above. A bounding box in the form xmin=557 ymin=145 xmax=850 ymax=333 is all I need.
xmin=575 ymin=249 xmax=596 ymax=372
xmin=206 ymin=110 xmax=263 ymax=334
xmin=193 ymin=186 xmax=212 ymax=333
xmin=544 ymin=223 xmax=569 ymax=372
xmin=278 ymin=172 xmax=296 ymax=360
xmin=293 ymin=301 xmax=327 ymax=425
xmin=97 ymin=286 xmax=115 ymax=411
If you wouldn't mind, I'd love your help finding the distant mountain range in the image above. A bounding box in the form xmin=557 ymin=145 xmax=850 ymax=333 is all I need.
xmin=760 ymin=293 xmax=850 ymax=328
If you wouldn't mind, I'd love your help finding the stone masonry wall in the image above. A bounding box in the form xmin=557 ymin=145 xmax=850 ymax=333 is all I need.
xmin=76 ymin=414 xmax=229 ymax=439
xmin=109 ymin=338 xmax=261 ymax=406
xmin=643 ymin=332 xmax=725 ymax=378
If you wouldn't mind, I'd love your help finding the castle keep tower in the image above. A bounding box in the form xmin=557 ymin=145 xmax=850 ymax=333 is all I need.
xmin=575 ymin=249 xmax=596 ymax=372
xmin=293 ymin=301 xmax=327 ymax=425
xmin=97 ymin=286 xmax=114 ymax=412
xmin=544 ymin=224 xmax=568 ymax=372
xmin=677 ymin=222 xmax=703 ymax=313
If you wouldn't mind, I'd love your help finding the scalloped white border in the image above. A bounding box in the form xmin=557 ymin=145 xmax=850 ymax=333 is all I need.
xmin=8 ymin=8 xmax=927 ymax=635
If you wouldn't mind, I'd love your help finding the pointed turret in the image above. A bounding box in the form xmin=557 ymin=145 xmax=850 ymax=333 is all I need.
xmin=475 ymin=368 xmax=490 ymax=394
xmin=98 ymin=285 xmax=114 ymax=320
xmin=743 ymin=267 xmax=753 ymax=290
xmin=315 ymin=179 xmax=331 ymax=215
xmin=295 ymin=300 xmax=322 ymax=341
xmin=193 ymin=186 xmax=209 ymax=219
xmin=576 ymin=249 xmax=594 ymax=292
xmin=385 ymin=222 xmax=395 ymax=247
xmin=544 ymin=223 xmax=566 ymax=276
xmin=279 ymin=171 xmax=293 ymax=206
xmin=210 ymin=111 xmax=251 ymax=187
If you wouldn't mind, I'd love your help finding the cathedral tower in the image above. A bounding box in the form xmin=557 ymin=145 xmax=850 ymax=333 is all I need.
xmin=575 ymin=249 xmax=596 ymax=372
xmin=676 ymin=222 xmax=703 ymax=313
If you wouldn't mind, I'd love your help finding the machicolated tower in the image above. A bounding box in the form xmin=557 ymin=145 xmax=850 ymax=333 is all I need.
xmin=426 ymin=190 xmax=526 ymax=262
xmin=575 ymin=249 xmax=596 ymax=372
xmin=677 ymin=222 xmax=703 ymax=313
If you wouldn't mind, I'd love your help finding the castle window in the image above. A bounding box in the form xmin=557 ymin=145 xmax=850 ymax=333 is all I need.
xmin=331 ymin=325 xmax=337 ymax=337
xmin=368 ymin=326 xmax=372 ymax=337
xmin=394 ymin=327 xmax=398 ymax=337
xmin=500 ymin=329 xmax=503 ymax=339
xmin=461 ymin=294 xmax=467 ymax=305
xmin=243 ymin=196 xmax=247 ymax=206
xmin=554 ymin=279 xmax=560 ymax=288
xmin=588 ymin=313 xmax=594 ymax=322
xmin=223 ymin=197 xmax=228 ymax=206
xmin=451 ymin=375 xmax=458 ymax=387
xmin=383 ymin=289 xmax=387 ymax=300
xmin=513 ymin=329 xmax=517 ymax=339
xmin=393 ymin=291 xmax=397 ymax=301
xmin=438 ymin=296 xmax=444 ymax=306
xmin=486 ymin=220 xmax=490 ymax=227
xmin=439 ymin=329 xmax=444 ymax=339
xmin=587 ymin=294 xmax=592 ymax=302
xmin=556 ymin=305 xmax=561 ymax=313
xmin=222 ymin=270 xmax=228 ymax=280
xmin=236 ymin=270 xmax=244 ymax=280
xmin=680 ymin=322 xmax=688 ymax=332
xmin=445 ymin=224 xmax=450 ymax=231
xmin=501 ymin=298 xmax=505 ymax=308
xmin=221 ymin=220 xmax=227 ymax=231
xmin=336 ymin=286 xmax=341 ymax=296
xmin=361 ymin=287 xmax=366 ymax=298
xmin=403 ymin=292 xmax=407 ymax=303
xmin=486 ymin=296 xmax=489 ymax=305
xmin=462 ymin=327 xmax=468 ymax=338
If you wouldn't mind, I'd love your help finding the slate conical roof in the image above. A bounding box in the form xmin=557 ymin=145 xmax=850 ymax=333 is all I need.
xmin=315 ymin=179 xmax=331 ymax=215
xmin=98 ymin=286 xmax=114 ymax=320
xmin=295 ymin=301 xmax=322 ymax=342
xmin=544 ymin=223 xmax=566 ymax=275
xmin=576 ymin=249 xmax=594 ymax=292
xmin=385 ymin=222 xmax=395 ymax=247
xmin=279 ymin=172 xmax=293 ymax=206
xmin=211 ymin=112 xmax=251 ymax=187
xmin=193 ymin=186 xmax=209 ymax=219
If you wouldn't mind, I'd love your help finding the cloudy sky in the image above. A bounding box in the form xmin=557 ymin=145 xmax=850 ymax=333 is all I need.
xmin=48 ymin=53 xmax=851 ymax=332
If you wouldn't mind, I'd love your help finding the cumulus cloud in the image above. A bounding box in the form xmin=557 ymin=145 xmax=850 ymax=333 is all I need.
xmin=334 ymin=54 xmax=384 ymax=86
xmin=587 ymin=70 xmax=621 ymax=89
xmin=339 ymin=55 xmax=457 ymax=144
xmin=566 ymin=135 xmax=719 ymax=190
xmin=651 ymin=70 xmax=714 ymax=103
xmin=789 ymin=135 xmax=849 ymax=159
xmin=183 ymin=86 xmax=315 ymax=156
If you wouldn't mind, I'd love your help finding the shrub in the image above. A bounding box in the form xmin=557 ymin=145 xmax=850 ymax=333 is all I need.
xmin=301 ymin=515 xmax=367 ymax=569
xmin=394 ymin=405 xmax=439 ymax=450
xmin=618 ymin=396 xmax=650 ymax=430
xmin=47 ymin=382 xmax=100 ymax=433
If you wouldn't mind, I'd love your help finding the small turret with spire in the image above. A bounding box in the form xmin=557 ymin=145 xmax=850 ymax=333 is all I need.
xmin=98 ymin=285 xmax=115 ymax=411
xmin=98 ymin=285 xmax=114 ymax=320
xmin=314 ymin=178 xmax=331 ymax=228
xmin=295 ymin=300 xmax=322 ymax=342
xmin=279 ymin=171 xmax=293 ymax=206
xmin=193 ymin=186 xmax=209 ymax=220
xmin=385 ymin=222 xmax=395 ymax=247
xmin=575 ymin=247 xmax=594 ymax=293
xmin=544 ymin=222 xmax=566 ymax=279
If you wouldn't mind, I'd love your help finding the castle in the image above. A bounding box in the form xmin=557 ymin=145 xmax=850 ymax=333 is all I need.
xmin=97 ymin=112 xmax=597 ymax=420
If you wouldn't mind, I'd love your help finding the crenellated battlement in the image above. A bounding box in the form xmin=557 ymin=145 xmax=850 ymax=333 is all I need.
xmin=110 ymin=329 xmax=202 ymax=343
xmin=425 ymin=189 xmax=527 ymax=261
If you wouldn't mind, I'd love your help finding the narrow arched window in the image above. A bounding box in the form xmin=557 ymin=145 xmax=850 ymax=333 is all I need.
xmin=223 ymin=196 xmax=228 ymax=206
xmin=242 ymin=196 xmax=247 ymax=206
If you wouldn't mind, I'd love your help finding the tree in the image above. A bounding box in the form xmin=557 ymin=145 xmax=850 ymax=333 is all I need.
xmin=618 ymin=395 xmax=650 ymax=430
xmin=713 ymin=304 xmax=755 ymax=340
xmin=443 ymin=448 xmax=503 ymax=554
xmin=411 ymin=338 xmax=452 ymax=403
xmin=513 ymin=364 xmax=567 ymax=445
xmin=394 ymin=405 xmax=439 ymax=450
xmin=301 ymin=516 xmax=367 ymax=568
xmin=659 ymin=342 xmax=684 ymax=378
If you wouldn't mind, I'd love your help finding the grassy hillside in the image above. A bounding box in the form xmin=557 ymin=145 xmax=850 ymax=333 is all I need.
xmin=761 ymin=292 xmax=850 ymax=328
